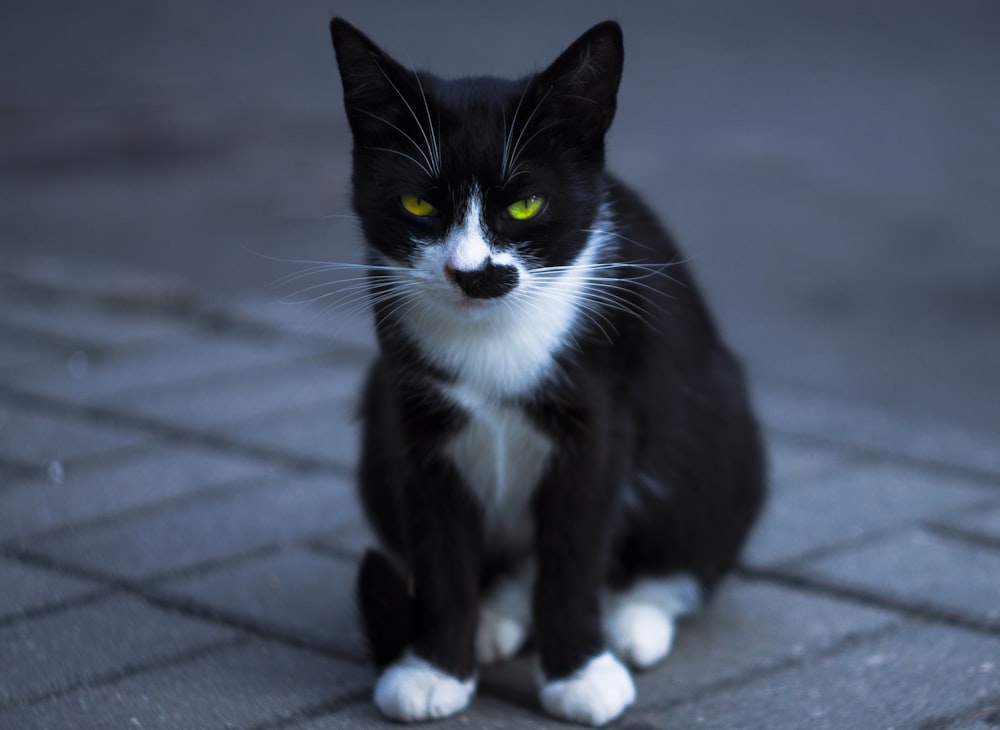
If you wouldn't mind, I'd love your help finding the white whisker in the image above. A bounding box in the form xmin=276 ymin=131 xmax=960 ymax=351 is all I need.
xmin=506 ymin=87 xmax=552 ymax=181
xmin=365 ymin=146 xmax=433 ymax=177
xmin=354 ymin=107 xmax=435 ymax=176
xmin=411 ymin=69 xmax=441 ymax=174
xmin=373 ymin=61 xmax=439 ymax=176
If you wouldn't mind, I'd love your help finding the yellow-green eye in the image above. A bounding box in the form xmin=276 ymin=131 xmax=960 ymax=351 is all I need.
xmin=505 ymin=195 xmax=546 ymax=221
xmin=400 ymin=194 xmax=436 ymax=217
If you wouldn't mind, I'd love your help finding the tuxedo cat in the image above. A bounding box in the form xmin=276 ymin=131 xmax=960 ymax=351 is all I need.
xmin=329 ymin=18 xmax=765 ymax=726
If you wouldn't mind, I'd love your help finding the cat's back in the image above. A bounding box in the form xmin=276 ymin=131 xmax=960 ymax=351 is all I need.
xmin=600 ymin=174 xmax=720 ymax=353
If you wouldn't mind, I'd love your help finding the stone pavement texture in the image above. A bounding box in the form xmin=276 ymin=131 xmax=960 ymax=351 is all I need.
xmin=1 ymin=257 xmax=999 ymax=730
xmin=2 ymin=1 xmax=1000 ymax=728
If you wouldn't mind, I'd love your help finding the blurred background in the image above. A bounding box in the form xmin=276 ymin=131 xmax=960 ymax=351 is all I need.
xmin=2 ymin=0 xmax=998 ymax=434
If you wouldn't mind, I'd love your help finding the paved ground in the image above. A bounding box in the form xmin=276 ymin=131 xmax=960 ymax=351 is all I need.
xmin=2 ymin=0 xmax=1000 ymax=433
xmin=1 ymin=257 xmax=999 ymax=729
xmin=2 ymin=1 xmax=1000 ymax=728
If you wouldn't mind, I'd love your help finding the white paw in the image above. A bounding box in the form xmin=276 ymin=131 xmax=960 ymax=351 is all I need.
xmin=603 ymin=574 xmax=701 ymax=669
xmin=373 ymin=653 xmax=476 ymax=722
xmin=604 ymin=601 xmax=675 ymax=669
xmin=475 ymin=563 xmax=533 ymax=665
xmin=538 ymin=651 xmax=636 ymax=726
xmin=476 ymin=606 xmax=528 ymax=664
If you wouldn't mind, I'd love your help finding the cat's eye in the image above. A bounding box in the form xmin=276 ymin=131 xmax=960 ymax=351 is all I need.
xmin=400 ymin=194 xmax=437 ymax=218
xmin=505 ymin=195 xmax=546 ymax=221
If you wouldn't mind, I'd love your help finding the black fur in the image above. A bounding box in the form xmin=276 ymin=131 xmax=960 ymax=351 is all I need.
xmin=329 ymin=15 xmax=766 ymax=712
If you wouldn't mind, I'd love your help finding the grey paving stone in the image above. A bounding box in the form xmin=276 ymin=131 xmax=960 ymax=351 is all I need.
xmin=474 ymin=578 xmax=899 ymax=712
xmin=646 ymin=623 xmax=1000 ymax=730
xmin=4 ymin=331 xmax=324 ymax=404
xmin=28 ymin=474 xmax=360 ymax=580
xmin=0 ymin=287 xmax=189 ymax=348
xmin=0 ymin=444 xmax=265 ymax=542
xmin=159 ymin=547 xmax=366 ymax=659
xmin=744 ymin=459 xmax=996 ymax=567
xmin=113 ymin=354 xmax=364 ymax=429
xmin=931 ymin=501 xmax=1000 ymax=544
xmin=0 ymin=637 xmax=369 ymax=729
xmin=3 ymin=254 xmax=195 ymax=307
xmin=758 ymin=385 xmax=1000 ymax=478
xmin=231 ymin=295 xmax=377 ymax=355
xmin=935 ymin=704 xmax=1000 ymax=730
xmin=0 ymin=556 xmax=99 ymax=622
xmin=296 ymin=693 xmax=572 ymax=729
xmin=0 ymin=332 xmax=64 ymax=369
xmin=766 ymin=436 xmax=851 ymax=486
xmin=225 ymin=396 xmax=359 ymax=468
xmin=0 ymin=401 xmax=144 ymax=471
xmin=312 ymin=520 xmax=377 ymax=560
xmin=788 ymin=527 xmax=1000 ymax=626
xmin=0 ymin=593 xmax=234 ymax=707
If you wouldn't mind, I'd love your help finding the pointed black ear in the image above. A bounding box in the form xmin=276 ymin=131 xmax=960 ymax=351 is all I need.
xmin=329 ymin=18 xmax=413 ymax=139
xmin=537 ymin=20 xmax=624 ymax=136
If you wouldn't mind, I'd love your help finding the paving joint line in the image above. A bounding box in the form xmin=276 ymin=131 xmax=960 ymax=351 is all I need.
xmin=0 ymin=384 xmax=351 ymax=478
xmin=634 ymin=621 xmax=904 ymax=717
xmin=9 ymin=266 xmax=999 ymax=484
xmin=0 ymin=635 xmax=249 ymax=712
xmin=3 ymin=268 xmax=367 ymax=356
xmin=916 ymin=694 xmax=1000 ymax=730
xmin=140 ymin=586 xmax=367 ymax=665
xmin=247 ymin=690 xmax=372 ymax=730
xmin=0 ymin=441 xmax=173 ymax=499
xmin=751 ymin=522 xmax=921 ymax=573
xmin=923 ymin=520 xmax=1000 ymax=554
xmin=2 ymin=546 xmax=366 ymax=667
xmin=301 ymin=535 xmax=365 ymax=563
xmin=0 ymin=473 xmax=288 ymax=549
xmin=767 ymin=426 xmax=1000 ymax=488
xmin=0 ymin=585 xmax=114 ymax=630
xmin=0 ymin=455 xmax=43 ymax=487
xmin=7 ymin=381 xmax=997 ymax=501
xmin=0 ymin=317 xmax=117 ymax=359
xmin=740 ymin=565 xmax=1000 ymax=636
xmin=93 ymin=348 xmax=364 ymax=411
xmin=140 ymin=542 xmax=286 ymax=586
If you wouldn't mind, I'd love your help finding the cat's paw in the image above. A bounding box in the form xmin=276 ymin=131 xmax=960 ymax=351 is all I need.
xmin=475 ymin=564 xmax=533 ymax=665
xmin=538 ymin=651 xmax=636 ymax=726
xmin=374 ymin=653 xmax=476 ymax=722
xmin=475 ymin=606 xmax=528 ymax=664
xmin=604 ymin=601 xmax=675 ymax=669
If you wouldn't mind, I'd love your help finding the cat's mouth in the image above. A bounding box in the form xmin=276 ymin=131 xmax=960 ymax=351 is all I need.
xmin=416 ymin=260 xmax=520 ymax=318
xmin=420 ymin=281 xmax=510 ymax=321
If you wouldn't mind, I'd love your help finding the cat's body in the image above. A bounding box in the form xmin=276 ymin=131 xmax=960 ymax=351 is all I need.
xmin=330 ymin=19 xmax=765 ymax=726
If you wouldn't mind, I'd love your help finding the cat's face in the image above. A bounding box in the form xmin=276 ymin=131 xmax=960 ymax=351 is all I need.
xmin=330 ymin=20 xmax=623 ymax=319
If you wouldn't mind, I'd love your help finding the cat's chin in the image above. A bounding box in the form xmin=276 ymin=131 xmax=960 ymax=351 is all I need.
xmin=426 ymin=290 xmax=506 ymax=322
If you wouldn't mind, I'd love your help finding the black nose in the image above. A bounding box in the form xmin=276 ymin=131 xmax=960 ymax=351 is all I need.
xmin=445 ymin=261 xmax=519 ymax=299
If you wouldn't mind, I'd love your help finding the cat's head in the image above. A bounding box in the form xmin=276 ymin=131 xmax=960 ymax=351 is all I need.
xmin=329 ymin=19 xmax=623 ymax=317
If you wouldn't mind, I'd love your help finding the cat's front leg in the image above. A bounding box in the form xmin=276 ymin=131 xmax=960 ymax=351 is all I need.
xmin=374 ymin=461 xmax=482 ymax=722
xmin=532 ymin=450 xmax=636 ymax=726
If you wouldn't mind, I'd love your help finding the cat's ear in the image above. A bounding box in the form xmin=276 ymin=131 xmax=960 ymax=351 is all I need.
xmin=537 ymin=20 xmax=624 ymax=137
xmin=329 ymin=18 xmax=414 ymax=138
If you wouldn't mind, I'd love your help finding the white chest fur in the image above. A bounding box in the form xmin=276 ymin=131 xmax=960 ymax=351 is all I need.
xmin=442 ymin=382 xmax=552 ymax=554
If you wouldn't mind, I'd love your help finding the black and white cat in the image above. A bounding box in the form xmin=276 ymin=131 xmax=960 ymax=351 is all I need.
xmin=329 ymin=18 xmax=766 ymax=726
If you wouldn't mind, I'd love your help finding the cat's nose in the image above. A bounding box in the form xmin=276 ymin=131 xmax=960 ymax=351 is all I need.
xmin=444 ymin=260 xmax=519 ymax=299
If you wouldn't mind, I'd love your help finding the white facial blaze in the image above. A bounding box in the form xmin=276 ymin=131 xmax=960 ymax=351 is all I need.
xmin=444 ymin=195 xmax=490 ymax=272
xmin=402 ymin=197 xmax=613 ymax=398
